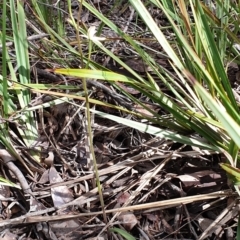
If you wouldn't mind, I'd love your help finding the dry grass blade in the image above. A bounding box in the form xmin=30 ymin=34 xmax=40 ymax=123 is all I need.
xmin=198 ymin=199 xmax=239 ymax=240
xmin=0 ymin=189 xmax=233 ymax=227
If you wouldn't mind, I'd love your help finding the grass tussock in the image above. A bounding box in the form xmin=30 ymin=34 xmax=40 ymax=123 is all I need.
xmin=0 ymin=0 xmax=240 ymax=239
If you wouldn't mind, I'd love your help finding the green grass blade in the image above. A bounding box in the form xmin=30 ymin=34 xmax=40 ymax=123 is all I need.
xmin=90 ymin=108 xmax=220 ymax=151
xmin=110 ymin=228 xmax=136 ymax=240
xmin=10 ymin=0 xmax=38 ymax=149
xmin=1 ymin=0 xmax=8 ymax=117
xmin=186 ymin=71 xmax=240 ymax=147
xmin=237 ymin=215 xmax=240 ymax=240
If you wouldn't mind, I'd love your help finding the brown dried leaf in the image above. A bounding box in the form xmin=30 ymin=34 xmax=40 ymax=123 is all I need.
xmin=29 ymin=197 xmax=46 ymax=212
xmin=145 ymin=213 xmax=159 ymax=222
xmin=116 ymin=82 xmax=140 ymax=95
xmin=125 ymin=58 xmax=147 ymax=73
xmin=0 ymin=230 xmax=18 ymax=240
xmin=177 ymin=174 xmax=200 ymax=188
xmin=118 ymin=212 xmax=138 ymax=231
xmin=38 ymin=169 xmax=50 ymax=184
xmin=48 ymin=167 xmax=81 ymax=239
xmin=117 ymin=192 xmax=130 ymax=204
xmin=133 ymin=103 xmax=160 ymax=117
xmin=177 ymin=170 xmax=223 ymax=189
xmin=196 ymin=215 xmax=223 ymax=237
xmin=49 ymin=219 xmax=81 ymax=240
xmin=49 ymin=167 xmax=74 ymax=207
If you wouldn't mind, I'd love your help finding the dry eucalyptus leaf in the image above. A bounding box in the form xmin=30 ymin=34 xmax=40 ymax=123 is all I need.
xmin=48 ymin=167 xmax=81 ymax=239
xmin=177 ymin=170 xmax=223 ymax=189
xmin=196 ymin=215 xmax=223 ymax=237
xmin=29 ymin=197 xmax=46 ymax=212
xmin=117 ymin=192 xmax=130 ymax=204
xmin=38 ymin=169 xmax=50 ymax=184
xmin=177 ymin=174 xmax=200 ymax=188
xmin=49 ymin=167 xmax=74 ymax=208
xmin=49 ymin=219 xmax=81 ymax=240
xmin=118 ymin=212 xmax=138 ymax=231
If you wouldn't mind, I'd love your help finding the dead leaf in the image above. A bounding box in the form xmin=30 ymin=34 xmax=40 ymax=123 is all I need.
xmin=49 ymin=167 xmax=74 ymax=207
xmin=48 ymin=167 xmax=81 ymax=239
xmin=177 ymin=170 xmax=224 ymax=189
xmin=177 ymin=174 xmax=200 ymax=188
xmin=0 ymin=230 xmax=18 ymax=240
xmin=49 ymin=219 xmax=81 ymax=240
xmin=117 ymin=192 xmax=131 ymax=204
xmin=38 ymin=169 xmax=50 ymax=184
xmin=116 ymin=82 xmax=140 ymax=95
xmin=118 ymin=212 xmax=138 ymax=231
xmin=145 ymin=213 xmax=159 ymax=222
xmin=115 ymin=193 xmax=137 ymax=230
xmin=133 ymin=103 xmax=160 ymax=117
xmin=196 ymin=215 xmax=223 ymax=237
xmin=124 ymin=58 xmax=149 ymax=73
xmin=29 ymin=197 xmax=46 ymax=212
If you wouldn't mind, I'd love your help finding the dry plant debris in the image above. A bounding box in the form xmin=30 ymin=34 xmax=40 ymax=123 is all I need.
xmin=0 ymin=0 xmax=239 ymax=240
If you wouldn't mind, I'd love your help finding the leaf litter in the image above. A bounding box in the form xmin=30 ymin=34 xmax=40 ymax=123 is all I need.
xmin=0 ymin=1 xmax=239 ymax=240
